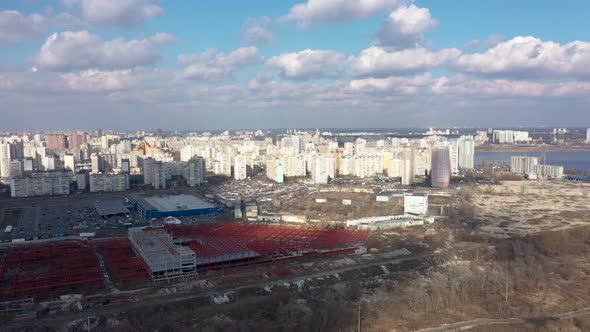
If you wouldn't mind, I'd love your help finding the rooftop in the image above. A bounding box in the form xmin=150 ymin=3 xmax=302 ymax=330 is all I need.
xmin=95 ymin=200 xmax=130 ymax=217
xmin=142 ymin=194 xmax=215 ymax=212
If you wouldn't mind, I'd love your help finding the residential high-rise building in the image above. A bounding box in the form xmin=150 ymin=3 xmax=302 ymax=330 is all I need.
xmin=431 ymin=146 xmax=451 ymax=188
xmin=234 ymin=154 xmax=247 ymax=180
xmin=447 ymin=140 xmax=459 ymax=174
xmin=144 ymin=157 xmax=166 ymax=189
xmin=0 ymin=142 xmax=11 ymax=178
xmin=400 ymin=147 xmax=415 ymax=186
xmin=67 ymin=133 xmax=87 ymax=149
xmin=213 ymin=151 xmax=232 ymax=177
xmin=63 ymin=154 xmax=75 ymax=174
xmin=43 ymin=155 xmax=55 ymax=171
xmin=9 ymin=141 xmax=24 ymax=160
xmin=185 ymin=156 xmax=206 ymax=186
xmin=265 ymin=158 xmax=284 ymax=183
xmin=91 ymin=153 xmax=102 ymax=173
xmin=492 ymin=130 xmax=530 ymax=144
xmin=534 ymin=165 xmax=564 ymax=179
xmin=458 ymin=137 xmax=475 ymax=170
xmin=10 ymin=170 xmax=71 ymax=197
xmin=23 ymin=158 xmax=34 ymax=172
xmin=46 ymin=134 xmax=67 ymax=150
xmin=89 ymin=173 xmax=130 ymax=192
xmin=120 ymin=158 xmax=130 ymax=173
xmin=281 ymin=135 xmax=304 ymax=154
xmin=311 ymin=155 xmax=335 ymax=184
xmin=9 ymin=160 xmax=23 ymax=178
xmin=283 ymin=154 xmax=306 ymax=177
xmin=510 ymin=156 xmax=539 ymax=175
xmin=387 ymin=158 xmax=402 ymax=178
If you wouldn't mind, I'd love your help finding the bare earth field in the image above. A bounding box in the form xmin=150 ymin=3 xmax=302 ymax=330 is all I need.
xmin=282 ymin=192 xmax=403 ymax=222
xmin=472 ymin=180 xmax=590 ymax=237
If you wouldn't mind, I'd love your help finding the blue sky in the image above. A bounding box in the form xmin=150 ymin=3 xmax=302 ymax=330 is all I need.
xmin=1 ymin=0 xmax=590 ymax=130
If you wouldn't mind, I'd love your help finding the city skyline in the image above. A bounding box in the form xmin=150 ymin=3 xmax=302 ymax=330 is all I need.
xmin=2 ymin=0 xmax=590 ymax=130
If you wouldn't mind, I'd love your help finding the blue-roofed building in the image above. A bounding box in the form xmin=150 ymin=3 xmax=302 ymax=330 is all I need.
xmin=128 ymin=194 xmax=224 ymax=220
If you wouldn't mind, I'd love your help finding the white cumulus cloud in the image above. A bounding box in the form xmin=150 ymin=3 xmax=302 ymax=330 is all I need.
xmin=285 ymin=0 xmax=399 ymax=28
xmin=377 ymin=4 xmax=438 ymax=49
xmin=31 ymin=31 xmax=174 ymax=71
xmin=349 ymin=46 xmax=461 ymax=77
xmin=178 ymin=47 xmax=264 ymax=81
xmin=64 ymin=0 xmax=163 ymax=28
xmin=432 ymin=76 xmax=590 ymax=98
xmin=454 ymin=36 xmax=590 ymax=79
xmin=348 ymin=73 xmax=435 ymax=94
xmin=267 ymin=49 xmax=345 ymax=80
xmin=243 ymin=17 xmax=274 ymax=45
xmin=0 ymin=10 xmax=46 ymax=43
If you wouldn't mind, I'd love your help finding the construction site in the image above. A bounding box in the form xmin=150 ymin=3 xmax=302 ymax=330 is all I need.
xmin=0 ymin=222 xmax=369 ymax=302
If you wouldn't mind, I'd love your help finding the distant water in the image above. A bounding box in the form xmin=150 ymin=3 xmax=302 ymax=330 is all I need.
xmin=475 ymin=151 xmax=590 ymax=173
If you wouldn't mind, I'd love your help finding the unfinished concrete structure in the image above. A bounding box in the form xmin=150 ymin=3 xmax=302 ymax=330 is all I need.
xmin=128 ymin=227 xmax=197 ymax=281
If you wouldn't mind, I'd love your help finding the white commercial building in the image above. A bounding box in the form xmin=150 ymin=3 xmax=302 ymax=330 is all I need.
xmin=404 ymin=194 xmax=429 ymax=215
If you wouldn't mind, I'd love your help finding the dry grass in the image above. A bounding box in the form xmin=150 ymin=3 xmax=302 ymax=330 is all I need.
xmin=471 ymin=180 xmax=590 ymax=237
xmin=282 ymin=192 xmax=403 ymax=222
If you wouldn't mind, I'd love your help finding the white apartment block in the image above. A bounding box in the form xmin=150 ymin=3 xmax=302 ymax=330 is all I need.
xmin=185 ymin=157 xmax=206 ymax=186
xmin=64 ymin=154 xmax=75 ymax=174
xmin=493 ymin=130 xmax=530 ymax=144
xmin=10 ymin=171 xmax=71 ymax=197
xmin=510 ymin=156 xmax=539 ymax=175
xmin=458 ymin=137 xmax=475 ymax=169
xmin=234 ymin=154 xmax=247 ymax=180
xmin=265 ymin=158 xmax=284 ymax=183
xmin=144 ymin=157 xmax=166 ymax=189
xmin=89 ymin=173 xmax=130 ymax=192
xmin=311 ymin=155 xmax=335 ymax=184
xmin=282 ymin=154 xmax=306 ymax=177
xmin=534 ymin=165 xmax=564 ymax=179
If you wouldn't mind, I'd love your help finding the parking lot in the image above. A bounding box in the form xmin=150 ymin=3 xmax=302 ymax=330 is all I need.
xmin=0 ymin=193 xmax=142 ymax=240
xmin=0 ymin=189 xmax=226 ymax=241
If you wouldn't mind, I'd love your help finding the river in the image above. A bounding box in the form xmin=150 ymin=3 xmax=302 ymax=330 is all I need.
xmin=475 ymin=151 xmax=590 ymax=173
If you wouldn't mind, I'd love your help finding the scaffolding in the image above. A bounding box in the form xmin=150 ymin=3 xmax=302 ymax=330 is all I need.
xmin=167 ymin=223 xmax=368 ymax=266
xmin=95 ymin=238 xmax=150 ymax=285
xmin=127 ymin=223 xmax=368 ymax=282
xmin=0 ymin=242 xmax=103 ymax=301
xmin=128 ymin=227 xmax=197 ymax=281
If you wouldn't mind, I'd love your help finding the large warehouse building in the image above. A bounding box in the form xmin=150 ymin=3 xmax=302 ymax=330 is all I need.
xmin=128 ymin=194 xmax=224 ymax=220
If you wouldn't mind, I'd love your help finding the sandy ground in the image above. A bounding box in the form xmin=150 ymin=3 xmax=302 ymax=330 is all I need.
xmin=472 ymin=180 xmax=590 ymax=237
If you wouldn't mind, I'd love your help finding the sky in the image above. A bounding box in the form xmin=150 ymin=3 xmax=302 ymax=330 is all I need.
xmin=1 ymin=0 xmax=590 ymax=131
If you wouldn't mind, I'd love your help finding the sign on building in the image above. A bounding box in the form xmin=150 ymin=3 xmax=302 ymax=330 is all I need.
xmin=404 ymin=194 xmax=428 ymax=215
